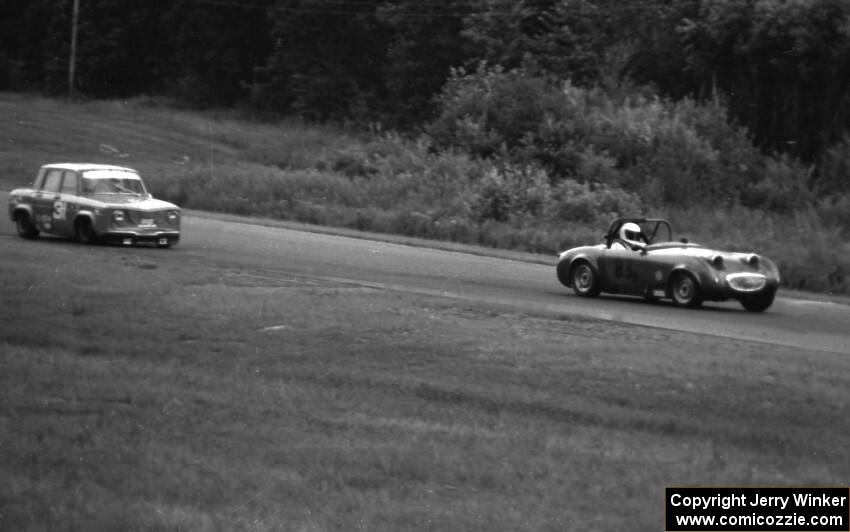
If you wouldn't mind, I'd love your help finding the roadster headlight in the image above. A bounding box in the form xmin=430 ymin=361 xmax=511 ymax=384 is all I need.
xmin=743 ymin=254 xmax=759 ymax=267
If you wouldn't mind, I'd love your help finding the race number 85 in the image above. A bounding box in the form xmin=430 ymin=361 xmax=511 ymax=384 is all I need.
xmin=614 ymin=259 xmax=638 ymax=282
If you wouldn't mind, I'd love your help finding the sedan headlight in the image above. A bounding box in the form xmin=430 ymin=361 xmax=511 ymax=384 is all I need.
xmin=167 ymin=211 xmax=179 ymax=224
xmin=112 ymin=209 xmax=125 ymax=222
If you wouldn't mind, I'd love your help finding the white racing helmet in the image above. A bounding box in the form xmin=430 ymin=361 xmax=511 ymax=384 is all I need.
xmin=619 ymin=222 xmax=645 ymax=249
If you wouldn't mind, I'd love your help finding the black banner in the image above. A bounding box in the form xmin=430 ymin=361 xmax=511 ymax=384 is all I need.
xmin=666 ymin=487 xmax=849 ymax=531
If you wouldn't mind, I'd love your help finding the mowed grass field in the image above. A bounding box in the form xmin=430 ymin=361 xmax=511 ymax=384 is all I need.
xmin=2 ymin=94 xmax=850 ymax=530
xmin=3 ymin=233 xmax=849 ymax=531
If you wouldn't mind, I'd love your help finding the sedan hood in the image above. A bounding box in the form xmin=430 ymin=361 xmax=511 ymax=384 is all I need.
xmin=87 ymin=194 xmax=179 ymax=210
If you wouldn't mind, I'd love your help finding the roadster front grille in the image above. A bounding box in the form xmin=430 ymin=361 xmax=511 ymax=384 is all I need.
xmin=726 ymin=273 xmax=767 ymax=292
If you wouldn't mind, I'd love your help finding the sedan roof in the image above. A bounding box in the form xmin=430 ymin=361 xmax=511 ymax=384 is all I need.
xmin=42 ymin=163 xmax=137 ymax=173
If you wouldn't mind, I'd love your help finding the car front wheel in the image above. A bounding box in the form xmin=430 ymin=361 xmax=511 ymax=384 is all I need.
xmin=571 ymin=262 xmax=601 ymax=297
xmin=75 ymin=218 xmax=98 ymax=244
xmin=671 ymin=272 xmax=702 ymax=308
xmin=740 ymin=289 xmax=776 ymax=312
xmin=15 ymin=211 xmax=39 ymax=239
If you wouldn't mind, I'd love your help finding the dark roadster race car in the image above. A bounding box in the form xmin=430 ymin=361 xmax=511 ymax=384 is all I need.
xmin=556 ymin=218 xmax=780 ymax=312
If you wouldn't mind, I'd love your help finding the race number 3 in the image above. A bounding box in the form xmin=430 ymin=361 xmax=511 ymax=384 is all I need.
xmin=52 ymin=200 xmax=67 ymax=220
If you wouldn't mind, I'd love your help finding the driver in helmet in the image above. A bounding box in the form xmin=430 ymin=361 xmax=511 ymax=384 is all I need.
xmin=611 ymin=222 xmax=646 ymax=251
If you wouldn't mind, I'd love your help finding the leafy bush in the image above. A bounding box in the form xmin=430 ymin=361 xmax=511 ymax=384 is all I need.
xmin=815 ymin=135 xmax=850 ymax=195
xmin=740 ymin=156 xmax=813 ymax=213
xmin=816 ymin=194 xmax=850 ymax=239
xmin=548 ymin=179 xmax=642 ymax=223
xmin=472 ymin=166 xmax=550 ymax=222
xmin=427 ymin=65 xmax=571 ymax=158
xmin=427 ymin=67 xmax=813 ymax=209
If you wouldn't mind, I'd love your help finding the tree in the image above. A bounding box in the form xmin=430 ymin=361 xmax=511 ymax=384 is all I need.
xmin=462 ymin=0 xmax=606 ymax=83
xmin=0 ymin=0 xmax=33 ymax=89
xmin=164 ymin=0 xmax=274 ymax=106
xmin=252 ymin=0 xmax=390 ymax=121
xmin=377 ymin=0 xmax=475 ymax=127
xmin=680 ymin=0 xmax=850 ymax=161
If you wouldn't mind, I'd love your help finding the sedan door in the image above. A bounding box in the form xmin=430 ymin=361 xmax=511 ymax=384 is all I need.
xmin=55 ymin=170 xmax=81 ymax=237
xmin=32 ymin=168 xmax=65 ymax=234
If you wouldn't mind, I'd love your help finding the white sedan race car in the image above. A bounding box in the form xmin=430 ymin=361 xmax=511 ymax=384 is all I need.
xmin=8 ymin=163 xmax=181 ymax=247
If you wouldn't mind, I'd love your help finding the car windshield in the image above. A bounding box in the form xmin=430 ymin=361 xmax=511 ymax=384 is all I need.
xmin=639 ymin=221 xmax=672 ymax=244
xmin=81 ymin=170 xmax=146 ymax=195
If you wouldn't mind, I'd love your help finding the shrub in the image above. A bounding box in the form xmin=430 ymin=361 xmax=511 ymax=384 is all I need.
xmin=472 ymin=165 xmax=551 ymax=222
xmin=740 ymin=155 xmax=813 ymax=213
xmin=547 ymin=179 xmax=642 ymax=223
xmin=428 ymin=65 xmax=570 ymax=158
xmin=815 ymin=135 xmax=850 ymax=195
xmin=816 ymin=194 xmax=850 ymax=238
xmin=428 ymin=68 xmax=796 ymax=208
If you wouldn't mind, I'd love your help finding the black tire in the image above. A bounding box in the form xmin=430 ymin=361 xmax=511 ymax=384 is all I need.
xmin=74 ymin=218 xmax=98 ymax=245
xmin=740 ymin=289 xmax=776 ymax=313
xmin=571 ymin=261 xmax=601 ymax=297
xmin=15 ymin=211 xmax=39 ymax=239
xmin=671 ymin=272 xmax=702 ymax=308
xmin=556 ymin=260 xmax=571 ymax=287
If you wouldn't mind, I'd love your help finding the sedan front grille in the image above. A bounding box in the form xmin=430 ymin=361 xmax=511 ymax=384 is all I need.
xmin=124 ymin=210 xmax=172 ymax=226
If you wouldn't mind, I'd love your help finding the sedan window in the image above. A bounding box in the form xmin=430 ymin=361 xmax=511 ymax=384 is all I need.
xmin=61 ymin=172 xmax=78 ymax=194
xmin=42 ymin=169 xmax=63 ymax=193
xmin=82 ymin=177 xmax=144 ymax=195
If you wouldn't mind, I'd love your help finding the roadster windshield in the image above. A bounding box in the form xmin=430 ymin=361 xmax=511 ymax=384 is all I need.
xmin=81 ymin=170 xmax=146 ymax=195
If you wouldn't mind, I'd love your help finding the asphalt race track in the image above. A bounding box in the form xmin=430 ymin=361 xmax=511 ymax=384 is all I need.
xmin=4 ymin=195 xmax=849 ymax=354
xmin=179 ymin=213 xmax=849 ymax=354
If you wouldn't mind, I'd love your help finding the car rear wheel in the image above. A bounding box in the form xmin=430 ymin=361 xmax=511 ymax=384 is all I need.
xmin=571 ymin=262 xmax=601 ymax=297
xmin=671 ymin=272 xmax=702 ymax=308
xmin=75 ymin=218 xmax=98 ymax=245
xmin=740 ymin=290 xmax=776 ymax=312
xmin=15 ymin=211 xmax=39 ymax=239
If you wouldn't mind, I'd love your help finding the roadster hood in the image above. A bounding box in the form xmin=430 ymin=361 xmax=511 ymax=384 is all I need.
xmin=648 ymin=243 xmax=749 ymax=261
xmin=646 ymin=242 xmax=776 ymax=276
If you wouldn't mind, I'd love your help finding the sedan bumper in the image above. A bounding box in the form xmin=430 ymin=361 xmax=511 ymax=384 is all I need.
xmin=102 ymin=230 xmax=180 ymax=247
